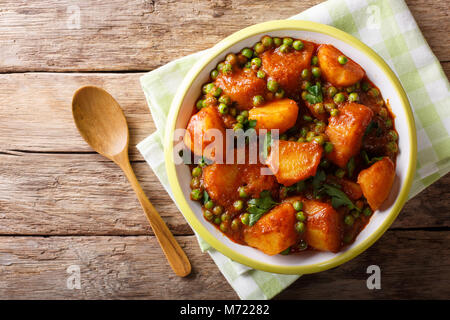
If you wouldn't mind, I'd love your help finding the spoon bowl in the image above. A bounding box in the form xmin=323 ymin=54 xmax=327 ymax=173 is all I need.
xmin=72 ymin=86 xmax=191 ymax=277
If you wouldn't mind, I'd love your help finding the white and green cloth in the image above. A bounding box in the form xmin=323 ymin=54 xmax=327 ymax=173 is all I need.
xmin=137 ymin=0 xmax=450 ymax=300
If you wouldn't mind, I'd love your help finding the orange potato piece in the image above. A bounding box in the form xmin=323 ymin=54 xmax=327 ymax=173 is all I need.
xmin=357 ymin=157 xmax=395 ymax=211
xmin=261 ymin=41 xmax=315 ymax=95
xmin=340 ymin=179 xmax=363 ymax=200
xmin=243 ymin=202 xmax=299 ymax=255
xmin=325 ymin=103 xmax=373 ymax=168
xmin=203 ymin=163 xmax=277 ymax=208
xmin=214 ymin=68 xmax=266 ymax=110
xmin=184 ymin=106 xmax=225 ymax=160
xmin=248 ymin=99 xmax=299 ymax=134
xmin=317 ymin=44 xmax=365 ymax=87
xmin=285 ymin=196 xmax=343 ymax=253
xmin=266 ymin=140 xmax=323 ymax=186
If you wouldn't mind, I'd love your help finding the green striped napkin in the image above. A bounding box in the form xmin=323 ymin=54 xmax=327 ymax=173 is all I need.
xmin=137 ymin=0 xmax=450 ymax=300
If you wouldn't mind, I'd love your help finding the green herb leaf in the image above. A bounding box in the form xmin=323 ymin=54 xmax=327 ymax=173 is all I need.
xmin=203 ymin=191 xmax=210 ymax=205
xmin=323 ymin=184 xmax=360 ymax=211
xmin=361 ymin=150 xmax=384 ymax=165
xmin=312 ymin=170 xmax=326 ymax=190
xmin=305 ymin=82 xmax=323 ymax=104
xmin=247 ymin=119 xmax=257 ymax=128
xmin=248 ymin=190 xmax=278 ymax=226
xmin=347 ymin=157 xmax=355 ymax=177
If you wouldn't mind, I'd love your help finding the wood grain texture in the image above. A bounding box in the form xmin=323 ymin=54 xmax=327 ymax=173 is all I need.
xmin=0 ymin=230 xmax=448 ymax=299
xmin=0 ymin=0 xmax=448 ymax=73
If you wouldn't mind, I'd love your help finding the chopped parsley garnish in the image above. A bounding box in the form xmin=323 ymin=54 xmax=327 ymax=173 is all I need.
xmin=322 ymin=184 xmax=360 ymax=211
xmin=304 ymin=82 xmax=323 ymax=104
xmin=247 ymin=190 xmax=278 ymax=226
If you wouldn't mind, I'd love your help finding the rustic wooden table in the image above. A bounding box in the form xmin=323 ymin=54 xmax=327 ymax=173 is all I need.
xmin=0 ymin=0 xmax=448 ymax=299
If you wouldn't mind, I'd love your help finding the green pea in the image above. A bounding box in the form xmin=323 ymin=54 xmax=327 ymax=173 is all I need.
xmin=324 ymin=142 xmax=334 ymax=153
xmin=238 ymin=186 xmax=248 ymax=198
xmin=217 ymin=62 xmax=224 ymax=72
xmin=236 ymin=115 xmax=245 ymax=124
xmin=219 ymin=222 xmax=228 ymax=232
xmin=293 ymin=40 xmax=304 ymax=50
xmin=313 ymin=135 xmax=325 ymax=145
xmin=240 ymin=110 xmax=249 ymax=118
xmin=233 ymin=123 xmax=244 ymax=131
xmin=344 ymin=215 xmax=354 ymax=226
xmin=363 ymin=207 xmax=373 ymax=216
xmin=218 ymin=103 xmax=228 ymax=114
xmin=335 ymin=168 xmax=345 ymax=178
xmin=385 ymin=119 xmax=393 ymax=128
xmin=301 ymin=69 xmax=311 ymax=80
xmin=293 ymin=201 xmax=303 ymax=211
xmin=251 ymin=57 xmax=262 ymax=67
xmin=378 ymin=107 xmax=388 ymax=118
xmin=306 ymin=131 xmax=315 ymax=142
xmin=327 ymin=86 xmax=338 ymax=97
xmin=346 ymin=85 xmax=355 ymax=93
xmin=330 ymin=108 xmax=339 ymax=117
xmin=203 ymin=83 xmax=214 ymax=94
xmin=275 ymin=88 xmax=285 ymax=99
xmin=204 ymin=210 xmax=214 ymax=221
xmin=303 ymin=115 xmax=313 ymax=122
xmin=254 ymin=42 xmax=265 ymax=54
xmin=253 ymin=95 xmax=264 ymax=106
xmin=233 ymin=200 xmax=244 ymax=211
xmin=261 ymin=35 xmax=273 ymax=47
xmin=191 ymin=188 xmax=203 ymax=201
xmin=348 ymin=92 xmax=359 ymax=102
xmin=229 ymin=107 xmax=237 ymax=117
xmin=388 ymin=130 xmax=398 ymax=141
xmin=283 ymin=37 xmax=293 ymax=46
xmin=296 ymin=211 xmax=306 ymax=222
xmin=338 ymin=55 xmax=348 ymax=65
xmin=205 ymin=200 xmax=214 ymax=210
xmin=218 ymin=94 xmax=231 ymax=105
xmin=311 ymin=67 xmax=321 ymax=78
xmin=280 ymin=247 xmax=290 ymax=255
xmin=221 ymin=212 xmax=231 ymax=222
xmin=311 ymin=56 xmax=318 ymax=66
xmin=267 ymin=80 xmax=279 ymax=93
xmin=196 ymin=99 xmax=205 ymax=110
xmin=297 ymin=137 xmax=305 ymax=142
xmin=333 ymin=92 xmax=345 ymax=104
xmin=210 ymin=69 xmax=219 ymax=80
xmin=274 ymin=37 xmax=282 ymax=46
xmin=241 ymin=213 xmax=250 ymax=225
xmin=351 ymin=210 xmax=360 ymax=218
xmin=257 ymin=70 xmax=266 ymax=79
xmin=279 ymin=43 xmax=290 ymax=53
xmin=231 ymin=218 xmax=240 ymax=231
xmin=213 ymin=205 xmax=223 ymax=215
xmin=387 ymin=141 xmax=398 ymax=153
xmin=315 ymin=121 xmax=326 ymax=133
xmin=297 ymin=240 xmax=308 ymax=251
xmin=299 ymin=127 xmax=307 ymax=138
xmin=190 ymin=177 xmax=201 ymax=189
xmin=214 ymin=216 xmax=221 ymax=225
xmin=362 ymin=81 xmax=371 ymax=92
xmin=313 ymin=103 xmax=325 ymax=114
xmin=192 ymin=166 xmax=202 ymax=177
xmin=241 ymin=48 xmax=253 ymax=59
xmin=295 ymin=221 xmax=306 ymax=233
xmin=369 ymin=87 xmax=380 ymax=97
xmin=222 ymin=63 xmax=232 ymax=74
xmin=244 ymin=62 xmax=252 ymax=69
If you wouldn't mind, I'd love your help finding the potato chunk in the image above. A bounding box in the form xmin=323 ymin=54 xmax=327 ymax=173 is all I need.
xmin=325 ymin=103 xmax=373 ymax=167
xmin=203 ymin=163 xmax=278 ymax=208
xmin=317 ymin=44 xmax=365 ymax=87
xmin=357 ymin=157 xmax=395 ymax=210
xmin=248 ymin=99 xmax=298 ymax=134
xmin=266 ymin=140 xmax=323 ymax=186
xmin=285 ymin=197 xmax=343 ymax=253
xmin=261 ymin=41 xmax=315 ymax=95
xmin=214 ymin=68 xmax=266 ymax=110
xmin=243 ymin=202 xmax=298 ymax=255
xmin=184 ymin=106 xmax=225 ymax=160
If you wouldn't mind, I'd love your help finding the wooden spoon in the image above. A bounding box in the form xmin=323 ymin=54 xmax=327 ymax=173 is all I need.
xmin=72 ymin=86 xmax=191 ymax=277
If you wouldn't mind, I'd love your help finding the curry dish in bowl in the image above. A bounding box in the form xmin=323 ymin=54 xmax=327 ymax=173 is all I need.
xmin=181 ymin=35 xmax=399 ymax=256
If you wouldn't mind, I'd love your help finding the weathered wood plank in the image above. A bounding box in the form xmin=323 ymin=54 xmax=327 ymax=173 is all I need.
xmin=0 ymin=230 xmax=448 ymax=299
xmin=0 ymin=150 xmax=449 ymax=235
xmin=0 ymin=0 xmax=447 ymax=73
xmin=0 ymin=73 xmax=150 ymax=160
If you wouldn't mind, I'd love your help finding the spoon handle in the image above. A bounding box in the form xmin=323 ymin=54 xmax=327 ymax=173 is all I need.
xmin=119 ymin=157 xmax=192 ymax=277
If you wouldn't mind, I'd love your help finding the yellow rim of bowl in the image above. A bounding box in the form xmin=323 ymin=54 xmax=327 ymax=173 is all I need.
xmin=164 ymin=20 xmax=417 ymax=274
